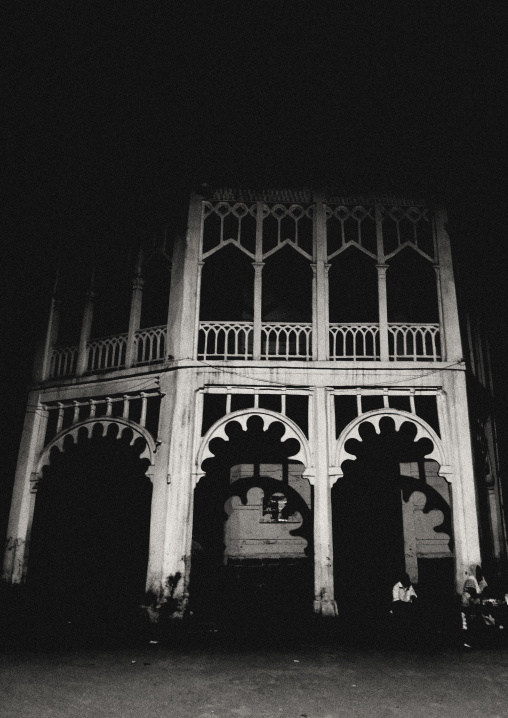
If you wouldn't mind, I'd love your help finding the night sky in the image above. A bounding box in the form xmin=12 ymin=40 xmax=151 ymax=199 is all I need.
xmin=1 ymin=1 xmax=508 ymax=528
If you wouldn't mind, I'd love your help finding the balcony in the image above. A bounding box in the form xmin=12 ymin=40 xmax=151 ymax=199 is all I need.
xmin=49 ymin=325 xmax=167 ymax=379
xmin=197 ymin=321 xmax=441 ymax=362
xmin=47 ymin=321 xmax=441 ymax=380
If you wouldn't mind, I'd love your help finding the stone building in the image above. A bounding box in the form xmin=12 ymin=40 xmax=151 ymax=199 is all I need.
xmin=3 ymin=188 xmax=506 ymax=628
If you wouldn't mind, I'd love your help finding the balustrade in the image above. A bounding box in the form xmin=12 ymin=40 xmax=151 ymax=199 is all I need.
xmin=48 ymin=321 xmax=442 ymax=379
xmin=388 ymin=323 xmax=441 ymax=361
xmin=87 ymin=333 xmax=127 ymax=372
xmin=329 ymin=323 xmax=379 ymax=360
xmin=50 ymin=344 xmax=78 ymax=378
xmin=198 ymin=322 xmax=253 ymax=360
xmin=49 ymin=325 xmax=168 ymax=378
xmin=261 ymin=322 xmax=312 ymax=360
xmin=135 ymin=325 xmax=167 ymax=364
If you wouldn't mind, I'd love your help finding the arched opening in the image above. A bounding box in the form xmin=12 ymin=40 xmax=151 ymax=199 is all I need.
xmin=199 ymin=244 xmax=254 ymax=322
xmin=332 ymin=416 xmax=453 ymax=629
xmin=262 ymin=246 xmax=312 ymax=323
xmin=387 ymin=247 xmax=439 ymax=323
xmin=28 ymin=423 xmax=152 ymax=639
xmin=328 ymin=246 xmax=378 ymax=323
xmin=192 ymin=415 xmax=313 ymax=634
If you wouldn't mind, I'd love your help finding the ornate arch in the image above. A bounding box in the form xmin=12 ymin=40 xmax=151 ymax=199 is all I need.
xmin=36 ymin=417 xmax=156 ymax=479
xmin=331 ymin=409 xmax=450 ymax=486
xmin=194 ymin=409 xmax=312 ymax=486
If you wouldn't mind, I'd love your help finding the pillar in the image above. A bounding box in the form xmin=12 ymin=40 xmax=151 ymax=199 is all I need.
xmin=441 ymin=371 xmax=482 ymax=591
xmin=375 ymin=204 xmax=389 ymax=361
xmin=145 ymin=370 xmax=197 ymax=621
xmin=311 ymin=386 xmax=338 ymax=616
xmin=376 ymin=264 xmax=389 ymax=361
xmin=168 ymin=196 xmax=202 ymax=361
xmin=312 ymin=194 xmax=329 ymax=360
xmin=252 ymin=262 xmax=264 ymax=360
xmin=2 ymin=392 xmax=48 ymax=583
xmin=39 ymin=272 xmax=61 ymax=382
xmin=76 ymin=271 xmax=96 ymax=376
xmin=434 ymin=207 xmax=462 ymax=362
xmin=125 ymin=249 xmax=144 ymax=369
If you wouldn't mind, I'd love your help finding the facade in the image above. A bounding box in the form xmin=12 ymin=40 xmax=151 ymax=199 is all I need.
xmin=3 ymin=188 xmax=506 ymax=626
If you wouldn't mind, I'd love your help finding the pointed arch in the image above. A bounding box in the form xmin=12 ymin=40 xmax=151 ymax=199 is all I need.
xmin=195 ymin=409 xmax=312 ymax=486
xmin=331 ymin=409 xmax=450 ymax=485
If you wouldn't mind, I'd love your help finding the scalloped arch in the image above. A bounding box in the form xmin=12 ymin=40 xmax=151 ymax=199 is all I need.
xmin=36 ymin=417 xmax=156 ymax=476
xmin=195 ymin=409 xmax=311 ymax=482
xmin=332 ymin=409 xmax=448 ymax=483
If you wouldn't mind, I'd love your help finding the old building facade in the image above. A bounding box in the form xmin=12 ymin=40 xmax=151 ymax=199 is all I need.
xmin=3 ymin=188 xmax=506 ymax=626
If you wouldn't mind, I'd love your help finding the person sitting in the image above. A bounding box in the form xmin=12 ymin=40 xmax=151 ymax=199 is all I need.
xmin=392 ymin=572 xmax=417 ymax=606
xmin=391 ymin=572 xmax=417 ymax=624
xmin=461 ymin=584 xmax=482 ymax=646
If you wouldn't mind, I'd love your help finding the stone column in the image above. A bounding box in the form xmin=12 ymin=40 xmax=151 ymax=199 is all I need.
xmin=376 ymin=264 xmax=389 ymax=361
xmin=39 ymin=273 xmax=61 ymax=382
xmin=312 ymin=195 xmax=329 ymax=360
xmin=440 ymin=371 xmax=482 ymax=591
xmin=311 ymin=386 xmax=338 ymax=616
xmin=168 ymin=196 xmax=202 ymax=361
xmin=375 ymin=204 xmax=389 ymax=361
xmin=434 ymin=207 xmax=462 ymax=362
xmin=125 ymin=250 xmax=144 ymax=369
xmin=76 ymin=272 xmax=96 ymax=376
xmin=252 ymin=262 xmax=264 ymax=360
xmin=2 ymin=392 xmax=48 ymax=583
xmin=145 ymin=370 xmax=198 ymax=622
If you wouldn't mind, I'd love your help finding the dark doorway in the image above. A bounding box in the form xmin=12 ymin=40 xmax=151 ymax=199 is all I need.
xmin=332 ymin=417 xmax=436 ymax=628
xmin=28 ymin=424 xmax=152 ymax=638
xmin=191 ymin=415 xmax=313 ymax=635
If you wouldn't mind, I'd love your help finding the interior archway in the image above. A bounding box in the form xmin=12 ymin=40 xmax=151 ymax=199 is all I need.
xmin=28 ymin=423 xmax=152 ymax=638
xmin=192 ymin=414 xmax=313 ymax=634
xmin=332 ymin=416 xmax=453 ymax=629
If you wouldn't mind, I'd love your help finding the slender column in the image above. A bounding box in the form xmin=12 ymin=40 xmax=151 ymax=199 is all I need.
xmin=312 ymin=386 xmax=338 ymax=616
xmin=76 ymin=271 xmax=96 ymax=376
xmin=252 ymin=262 xmax=264 ymax=360
xmin=375 ymin=204 xmax=389 ymax=361
xmin=434 ymin=207 xmax=462 ymax=362
xmin=433 ymin=265 xmax=446 ymax=361
xmin=3 ymin=392 xmax=48 ymax=583
xmin=125 ymin=249 xmax=144 ymax=369
xmin=312 ymin=194 xmax=328 ymax=360
xmin=39 ymin=272 xmax=61 ymax=381
xmin=168 ymin=195 xmax=202 ymax=361
xmin=376 ymin=264 xmax=389 ymax=361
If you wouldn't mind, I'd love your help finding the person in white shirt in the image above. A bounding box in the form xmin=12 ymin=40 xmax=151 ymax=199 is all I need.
xmin=390 ymin=572 xmax=418 ymax=635
xmin=392 ymin=572 xmax=417 ymax=605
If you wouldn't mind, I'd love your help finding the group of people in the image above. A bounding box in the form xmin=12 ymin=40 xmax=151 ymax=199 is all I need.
xmin=460 ymin=564 xmax=507 ymax=647
xmin=388 ymin=565 xmax=508 ymax=648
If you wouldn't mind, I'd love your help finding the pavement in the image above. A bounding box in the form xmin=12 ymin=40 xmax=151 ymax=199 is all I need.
xmin=2 ymin=616 xmax=508 ymax=718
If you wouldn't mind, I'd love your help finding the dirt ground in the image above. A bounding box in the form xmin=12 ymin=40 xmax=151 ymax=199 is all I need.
xmin=2 ymin=629 xmax=508 ymax=718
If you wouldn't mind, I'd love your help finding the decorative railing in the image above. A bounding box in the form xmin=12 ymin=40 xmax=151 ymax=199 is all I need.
xmin=388 ymin=323 xmax=441 ymax=361
xmin=48 ymin=321 xmax=442 ymax=379
xmin=198 ymin=322 xmax=253 ymax=360
xmin=87 ymin=332 xmax=128 ymax=372
xmin=49 ymin=325 xmax=168 ymax=378
xmin=329 ymin=323 xmax=379 ymax=360
xmin=50 ymin=344 xmax=79 ymax=378
xmin=135 ymin=325 xmax=167 ymax=364
xmin=261 ymin=323 xmax=312 ymax=360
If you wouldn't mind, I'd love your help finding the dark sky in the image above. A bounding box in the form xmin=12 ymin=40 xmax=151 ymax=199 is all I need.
xmin=1 ymin=1 xmax=508 ymax=501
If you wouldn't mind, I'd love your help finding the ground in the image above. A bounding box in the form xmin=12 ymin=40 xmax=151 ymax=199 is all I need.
xmin=2 ymin=627 xmax=508 ymax=718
